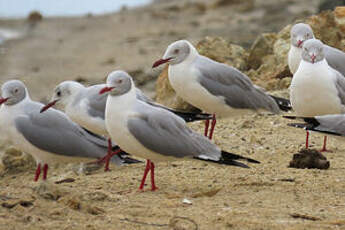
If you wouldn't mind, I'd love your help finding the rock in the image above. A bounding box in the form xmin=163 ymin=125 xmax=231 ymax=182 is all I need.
xmin=335 ymin=7 xmax=345 ymax=32
xmin=1 ymin=147 xmax=35 ymax=174
xmin=248 ymin=33 xmax=277 ymax=70
xmin=27 ymin=11 xmax=43 ymax=23
xmin=34 ymin=182 xmax=67 ymax=201
xmin=196 ymin=37 xmax=248 ymax=71
xmin=318 ymin=0 xmax=345 ymax=12
xmin=307 ymin=11 xmax=344 ymax=50
xmin=289 ymin=149 xmax=330 ymax=170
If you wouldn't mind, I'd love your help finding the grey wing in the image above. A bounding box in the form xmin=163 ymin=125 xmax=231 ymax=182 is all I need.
xmin=315 ymin=114 xmax=345 ymax=136
xmin=15 ymin=106 xmax=108 ymax=159
xmin=84 ymin=85 xmax=107 ymax=119
xmin=136 ymin=88 xmax=154 ymax=103
xmin=325 ymin=45 xmax=345 ymax=77
xmin=195 ymin=56 xmax=280 ymax=114
xmin=127 ymin=104 xmax=220 ymax=160
xmin=334 ymin=69 xmax=345 ymax=106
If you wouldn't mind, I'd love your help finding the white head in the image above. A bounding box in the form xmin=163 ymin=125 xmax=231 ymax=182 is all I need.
xmin=290 ymin=23 xmax=314 ymax=48
xmin=40 ymin=81 xmax=84 ymax=113
xmin=301 ymin=39 xmax=325 ymax=64
xmin=0 ymin=80 xmax=28 ymax=106
xmin=99 ymin=70 xmax=133 ymax=96
xmin=152 ymin=40 xmax=196 ymax=68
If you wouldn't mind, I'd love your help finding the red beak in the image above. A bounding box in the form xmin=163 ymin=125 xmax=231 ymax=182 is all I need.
xmin=311 ymin=54 xmax=316 ymax=63
xmin=0 ymin=97 xmax=9 ymax=105
xmin=297 ymin=40 xmax=303 ymax=48
xmin=152 ymin=58 xmax=172 ymax=68
xmin=40 ymin=99 xmax=59 ymax=113
xmin=99 ymin=86 xmax=115 ymax=95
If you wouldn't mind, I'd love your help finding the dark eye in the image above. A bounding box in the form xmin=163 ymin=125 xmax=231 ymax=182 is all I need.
xmin=174 ymin=49 xmax=179 ymax=54
xmin=57 ymin=91 xmax=61 ymax=97
xmin=117 ymin=79 xmax=123 ymax=84
xmin=14 ymin=88 xmax=18 ymax=93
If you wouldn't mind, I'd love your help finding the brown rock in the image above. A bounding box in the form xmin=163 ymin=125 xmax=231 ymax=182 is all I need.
xmin=248 ymin=33 xmax=277 ymax=70
xmin=1 ymin=147 xmax=35 ymax=174
xmin=289 ymin=149 xmax=330 ymax=170
xmin=196 ymin=37 xmax=248 ymax=71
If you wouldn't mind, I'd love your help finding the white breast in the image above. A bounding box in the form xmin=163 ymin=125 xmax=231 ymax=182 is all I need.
xmin=290 ymin=60 xmax=344 ymax=116
xmin=66 ymin=99 xmax=107 ymax=136
xmin=288 ymin=46 xmax=302 ymax=75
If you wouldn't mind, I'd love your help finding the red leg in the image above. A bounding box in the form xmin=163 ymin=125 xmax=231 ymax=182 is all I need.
xmin=320 ymin=136 xmax=332 ymax=152
xmin=204 ymin=119 xmax=210 ymax=137
xmin=305 ymin=131 xmax=309 ymax=149
xmin=208 ymin=114 xmax=217 ymax=140
xmin=34 ymin=163 xmax=41 ymax=182
xmin=104 ymin=138 xmax=113 ymax=171
xmin=42 ymin=164 xmax=48 ymax=180
xmin=139 ymin=160 xmax=151 ymax=191
xmin=150 ymin=161 xmax=158 ymax=191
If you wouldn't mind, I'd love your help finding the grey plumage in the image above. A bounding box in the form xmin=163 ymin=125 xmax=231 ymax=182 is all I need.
xmin=195 ymin=56 xmax=281 ymax=114
xmin=15 ymin=100 xmax=121 ymax=162
xmin=324 ymin=45 xmax=345 ymax=77
xmin=127 ymin=101 xmax=220 ymax=160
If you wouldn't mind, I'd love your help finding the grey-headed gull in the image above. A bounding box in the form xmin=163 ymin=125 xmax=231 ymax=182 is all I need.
xmin=99 ymin=70 xmax=260 ymax=191
xmin=152 ymin=40 xmax=288 ymax=139
xmin=288 ymin=23 xmax=345 ymax=75
xmin=40 ymin=81 xmax=212 ymax=170
xmin=0 ymin=80 xmax=137 ymax=181
xmin=290 ymin=39 xmax=345 ymax=151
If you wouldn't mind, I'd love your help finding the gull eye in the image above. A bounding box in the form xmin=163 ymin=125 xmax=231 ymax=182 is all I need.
xmin=57 ymin=91 xmax=61 ymax=97
xmin=117 ymin=79 xmax=123 ymax=84
xmin=174 ymin=49 xmax=179 ymax=54
xmin=14 ymin=88 xmax=18 ymax=93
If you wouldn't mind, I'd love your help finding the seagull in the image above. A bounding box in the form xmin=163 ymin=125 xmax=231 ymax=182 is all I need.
xmin=290 ymin=39 xmax=345 ymax=151
xmin=285 ymin=115 xmax=345 ymax=140
xmin=0 ymin=80 xmax=137 ymax=181
xmin=152 ymin=40 xmax=288 ymax=139
xmin=40 ymin=81 xmax=212 ymax=170
xmin=288 ymin=23 xmax=345 ymax=75
xmin=100 ymin=70 xmax=260 ymax=191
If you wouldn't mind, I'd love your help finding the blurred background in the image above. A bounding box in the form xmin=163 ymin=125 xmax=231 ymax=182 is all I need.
xmin=0 ymin=0 xmax=343 ymax=101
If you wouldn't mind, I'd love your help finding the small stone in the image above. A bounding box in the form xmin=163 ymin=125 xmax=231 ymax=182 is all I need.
xmin=182 ymin=198 xmax=192 ymax=205
xmin=289 ymin=149 xmax=330 ymax=170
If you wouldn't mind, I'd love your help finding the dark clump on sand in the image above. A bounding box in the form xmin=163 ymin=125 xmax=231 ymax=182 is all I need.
xmin=289 ymin=149 xmax=330 ymax=170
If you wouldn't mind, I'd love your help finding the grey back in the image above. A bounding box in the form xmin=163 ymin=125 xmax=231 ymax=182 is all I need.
xmin=195 ymin=56 xmax=280 ymax=114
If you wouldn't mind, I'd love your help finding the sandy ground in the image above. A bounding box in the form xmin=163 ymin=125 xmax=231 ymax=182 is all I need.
xmin=2 ymin=0 xmax=345 ymax=229
xmin=2 ymin=107 xmax=345 ymax=230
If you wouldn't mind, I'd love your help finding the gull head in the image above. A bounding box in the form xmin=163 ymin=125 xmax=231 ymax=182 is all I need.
xmin=152 ymin=40 xmax=193 ymax=68
xmin=290 ymin=23 xmax=314 ymax=48
xmin=0 ymin=80 xmax=27 ymax=106
xmin=301 ymin=39 xmax=325 ymax=64
xmin=40 ymin=81 xmax=83 ymax=113
xmin=100 ymin=70 xmax=132 ymax=96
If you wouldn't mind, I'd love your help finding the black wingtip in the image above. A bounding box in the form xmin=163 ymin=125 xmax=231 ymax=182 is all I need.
xmin=194 ymin=156 xmax=250 ymax=168
xmin=269 ymin=95 xmax=292 ymax=112
xmin=221 ymin=151 xmax=260 ymax=164
xmin=171 ymin=110 xmax=213 ymax=122
xmin=122 ymin=157 xmax=143 ymax=164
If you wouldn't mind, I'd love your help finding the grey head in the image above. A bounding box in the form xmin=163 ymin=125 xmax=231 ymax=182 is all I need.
xmin=301 ymin=39 xmax=325 ymax=64
xmin=290 ymin=23 xmax=314 ymax=48
xmin=52 ymin=81 xmax=84 ymax=107
xmin=0 ymin=80 xmax=27 ymax=106
xmin=105 ymin=70 xmax=133 ymax=96
xmin=162 ymin=40 xmax=192 ymax=65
